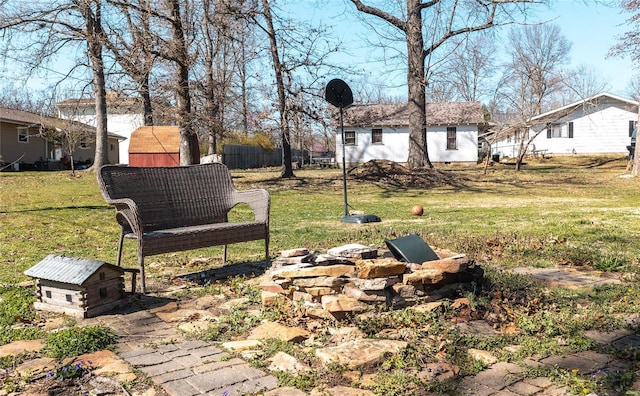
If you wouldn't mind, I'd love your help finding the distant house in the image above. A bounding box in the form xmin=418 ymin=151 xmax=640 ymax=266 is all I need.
xmin=0 ymin=107 xmax=122 ymax=170
xmin=57 ymin=93 xmax=145 ymax=164
xmin=337 ymin=102 xmax=485 ymax=165
xmin=492 ymin=93 xmax=639 ymax=158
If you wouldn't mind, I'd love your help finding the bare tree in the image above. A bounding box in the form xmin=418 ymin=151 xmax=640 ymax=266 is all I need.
xmin=444 ymin=33 xmax=497 ymax=102
xmin=497 ymin=23 xmax=571 ymax=171
xmin=248 ymin=0 xmax=340 ymax=178
xmin=610 ymin=0 xmax=640 ymax=175
xmin=192 ymin=0 xmax=246 ymax=156
xmin=625 ymin=75 xmax=640 ymax=101
xmin=104 ymin=0 xmax=156 ymax=126
xmin=610 ymin=0 xmax=640 ymax=63
xmin=559 ymin=64 xmax=609 ymax=102
xmin=44 ymin=118 xmax=95 ymax=176
xmin=0 ymin=0 xmax=112 ymax=169
xmin=121 ymin=0 xmax=199 ymax=165
xmin=348 ymin=0 xmax=538 ymax=169
xmin=259 ymin=0 xmax=294 ymax=177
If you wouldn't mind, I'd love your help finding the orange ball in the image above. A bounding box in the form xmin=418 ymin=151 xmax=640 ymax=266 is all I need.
xmin=411 ymin=205 xmax=424 ymax=216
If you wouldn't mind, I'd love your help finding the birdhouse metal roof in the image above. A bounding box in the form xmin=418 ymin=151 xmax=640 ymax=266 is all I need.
xmin=24 ymin=255 xmax=123 ymax=285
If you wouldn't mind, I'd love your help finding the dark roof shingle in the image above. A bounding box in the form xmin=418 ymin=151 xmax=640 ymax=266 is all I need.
xmin=341 ymin=102 xmax=485 ymax=127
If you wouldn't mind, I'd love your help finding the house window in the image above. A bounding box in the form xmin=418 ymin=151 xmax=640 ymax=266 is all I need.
xmin=79 ymin=139 xmax=89 ymax=149
xmin=17 ymin=128 xmax=28 ymax=143
xmin=110 ymin=143 xmax=116 ymax=151
xmin=371 ymin=129 xmax=383 ymax=144
xmin=630 ymin=120 xmax=637 ymax=137
xmin=446 ymin=127 xmax=457 ymax=150
xmin=547 ymin=122 xmax=574 ymax=138
xmin=344 ymin=131 xmax=356 ymax=146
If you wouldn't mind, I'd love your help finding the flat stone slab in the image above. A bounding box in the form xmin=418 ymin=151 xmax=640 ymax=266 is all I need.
xmin=458 ymin=362 xmax=523 ymax=394
xmin=511 ymin=267 xmax=621 ymax=288
xmin=0 ymin=339 xmax=45 ymax=357
xmin=540 ymin=350 xmax=624 ymax=374
xmin=584 ymin=329 xmax=634 ymax=345
xmin=455 ymin=320 xmax=501 ymax=337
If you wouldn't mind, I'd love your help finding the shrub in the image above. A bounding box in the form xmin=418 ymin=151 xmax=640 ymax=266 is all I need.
xmin=45 ymin=325 xmax=117 ymax=358
xmin=0 ymin=286 xmax=37 ymax=327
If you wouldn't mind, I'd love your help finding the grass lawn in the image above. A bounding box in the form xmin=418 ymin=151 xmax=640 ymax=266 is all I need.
xmin=2 ymin=155 xmax=639 ymax=284
xmin=1 ymin=155 xmax=640 ymax=394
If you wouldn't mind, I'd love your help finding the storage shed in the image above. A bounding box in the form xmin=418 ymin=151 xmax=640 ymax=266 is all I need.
xmin=128 ymin=126 xmax=200 ymax=166
xmin=24 ymin=255 xmax=126 ymax=318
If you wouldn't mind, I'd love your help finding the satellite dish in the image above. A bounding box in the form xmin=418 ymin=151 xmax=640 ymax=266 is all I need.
xmin=325 ymin=79 xmax=354 ymax=109
xmin=323 ymin=79 xmax=380 ymax=224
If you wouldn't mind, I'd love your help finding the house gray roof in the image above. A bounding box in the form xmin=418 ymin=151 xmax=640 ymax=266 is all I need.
xmin=0 ymin=107 xmax=127 ymax=140
xmin=24 ymin=255 xmax=123 ymax=285
xmin=341 ymin=102 xmax=485 ymax=128
xmin=531 ymin=92 xmax=638 ymax=124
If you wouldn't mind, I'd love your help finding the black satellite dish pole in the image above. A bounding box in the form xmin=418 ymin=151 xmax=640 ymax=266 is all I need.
xmin=325 ymin=79 xmax=381 ymax=224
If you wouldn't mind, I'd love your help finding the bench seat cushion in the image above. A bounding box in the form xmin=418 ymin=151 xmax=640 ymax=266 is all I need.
xmin=126 ymin=221 xmax=268 ymax=257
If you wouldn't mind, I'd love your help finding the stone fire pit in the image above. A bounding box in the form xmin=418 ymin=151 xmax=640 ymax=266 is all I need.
xmin=260 ymin=243 xmax=484 ymax=318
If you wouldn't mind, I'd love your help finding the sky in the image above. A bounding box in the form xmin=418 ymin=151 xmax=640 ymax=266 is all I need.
xmin=1 ymin=1 xmax=636 ymax=102
xmin=539 ymin=1 xmax=635 ymax=97
xmin=290 ymin=0 xmax=637 ymax=101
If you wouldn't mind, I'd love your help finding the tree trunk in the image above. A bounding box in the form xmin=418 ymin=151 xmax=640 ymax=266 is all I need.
xmin=140 ymin=78 xmax=153 ymax=126
xmin=633 ymin=103 xmax=640 ymax=175
xmin=405 ymin=0 xmax=432 ymax=169
xmin=168 ymin=0 xmax=196 ymax=166
xmin=241 ymin=39 xmax=249 ymax=136
xmin=83 ymin=1 xmax=109 ymax=170
xmin=261 ymin=0 xmax=294 ymax=178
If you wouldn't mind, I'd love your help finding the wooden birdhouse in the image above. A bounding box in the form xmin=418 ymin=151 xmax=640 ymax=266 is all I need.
xmin=24 ymin=255 xmax=126 ymax=318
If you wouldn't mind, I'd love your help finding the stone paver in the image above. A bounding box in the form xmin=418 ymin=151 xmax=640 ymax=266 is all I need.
xmin=540 ymin=350 xmax=619 ymax=374
xmin=456 ymin=267 xmax=637 ymax=395
xmin=89 ymin=268 xmax=640 ymax=395
xmin=94 ymin=300 xmax=278 ymax=396
xmin=510 ymin=267 xmax=620 ymax=288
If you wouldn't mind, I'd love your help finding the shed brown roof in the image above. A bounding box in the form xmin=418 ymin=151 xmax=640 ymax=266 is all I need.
xmin=341 ymin=102 xmax=485 ymax=127
xmin=129 ymin=126 xmax=180 ymax=153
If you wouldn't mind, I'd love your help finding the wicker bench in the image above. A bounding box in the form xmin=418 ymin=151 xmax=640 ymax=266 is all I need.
xmin=97 ymin=163 xmax=270 ymax=293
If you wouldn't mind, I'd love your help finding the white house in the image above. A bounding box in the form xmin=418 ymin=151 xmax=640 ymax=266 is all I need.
xmin=56 ymin=94 xmax=145 ymax=164
xmin=492 ymin=93 xmax=639 ymax=159
xmin=336 ymin=102 xmax=485 ymax=165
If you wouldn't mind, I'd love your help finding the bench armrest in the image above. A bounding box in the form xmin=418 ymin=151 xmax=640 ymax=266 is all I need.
xmin=233 ymin=189 xmax=270 ymax=224
xmin=105 ymin=197 xmax=145 ymax=235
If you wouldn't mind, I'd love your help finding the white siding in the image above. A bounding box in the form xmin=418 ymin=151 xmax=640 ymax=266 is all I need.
xmin=427 ymin=125 xmax=478 ymax=163
xmin=337 ymin=127 xmax=408 ymax=164
xmin=336 ymin=125 xmax=478 ymax=164
xmin=530 ymin=105 xmax=635 ymax=155
xmin=58 ymin=107 xmax=144 ymax=164
xmin=492 ymin=95 xmax=638 ymax=158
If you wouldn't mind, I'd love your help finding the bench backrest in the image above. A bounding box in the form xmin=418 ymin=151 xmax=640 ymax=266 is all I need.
xmin=98 ymin=163 xmax=237 ymax=231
